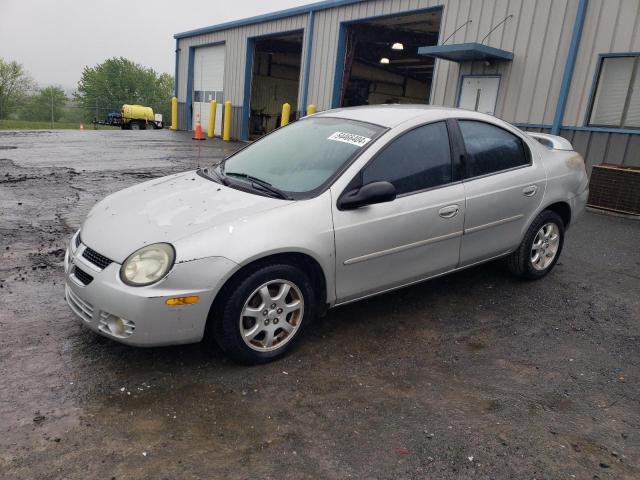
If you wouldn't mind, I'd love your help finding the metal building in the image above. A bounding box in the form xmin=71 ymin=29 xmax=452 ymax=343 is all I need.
xmin=173 ymin=0 xmax=640 ymax=174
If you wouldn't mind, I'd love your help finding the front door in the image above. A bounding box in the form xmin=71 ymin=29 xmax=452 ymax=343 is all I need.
xmin=332 ymin=121 xmax=465 ymax=303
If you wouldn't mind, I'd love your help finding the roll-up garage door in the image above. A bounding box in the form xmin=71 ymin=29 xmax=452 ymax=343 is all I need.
xmin=192 ymin=44 xmax=225 ymax=135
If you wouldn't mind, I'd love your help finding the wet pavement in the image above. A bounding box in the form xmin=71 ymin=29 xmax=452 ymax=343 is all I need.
xmin=1 ymin=129 xmax=639 ymax=479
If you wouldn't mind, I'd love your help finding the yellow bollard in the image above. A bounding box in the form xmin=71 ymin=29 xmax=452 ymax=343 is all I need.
xmin=223 ymin=100 xmax=232 ymax=141
xmin=208 ymin=100 xmax=217 ymax=138
xmin=281 ymin=103 xmax=291 ymax=127
xmin=306 ymin=104 xmax=316 ymax=116
xmin=170 ymin=96 xmax=178 ymax=130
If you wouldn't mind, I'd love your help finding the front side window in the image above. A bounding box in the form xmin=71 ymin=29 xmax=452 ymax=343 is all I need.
xmin=588 ymin=55 xmax=640 ymax=129
xmin=223 ymin=117 xmax=384 ymax=195
xmin=458 ymin=120 xmax=529 ymax=178
xmin=361 ymin=121 xmax=452 ymax=195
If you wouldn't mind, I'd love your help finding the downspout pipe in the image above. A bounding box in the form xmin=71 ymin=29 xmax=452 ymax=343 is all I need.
xmin=551 ymin=0 xmax=588 ymax=135
xmin=299 ymin=10 xmax=315 ymax=116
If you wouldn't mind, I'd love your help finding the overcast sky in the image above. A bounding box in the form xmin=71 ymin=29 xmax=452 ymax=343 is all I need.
xmin=0 ymin=0 xmax=311 ymax=91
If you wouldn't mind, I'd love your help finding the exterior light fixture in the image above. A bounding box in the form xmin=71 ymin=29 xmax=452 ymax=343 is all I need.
xmin=391 ymin=42 xmax=404 ymax=50
xmin=380 ymin=57 xmax=390 ymax=64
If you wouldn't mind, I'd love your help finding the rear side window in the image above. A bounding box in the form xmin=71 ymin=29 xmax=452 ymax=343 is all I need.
xmin=458 ymin=120 xmax=529 ymax=178
xmin=362 ymin=121 xmax=452 ymax=195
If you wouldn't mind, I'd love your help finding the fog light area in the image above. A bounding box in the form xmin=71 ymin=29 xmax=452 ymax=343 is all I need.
xmin=98 ymin=313 xmax=136 ymax=338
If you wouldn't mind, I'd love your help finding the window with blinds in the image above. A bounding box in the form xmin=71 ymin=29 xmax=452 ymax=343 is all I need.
xmin=588 ymin=55 xmax=640 ymax=129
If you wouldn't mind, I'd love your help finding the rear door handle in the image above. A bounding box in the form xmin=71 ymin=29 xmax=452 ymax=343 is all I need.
xmin=439 ymin=205 xmax=460 ymax=219
xmin=523 ymin=185 xmax=538 ymax=197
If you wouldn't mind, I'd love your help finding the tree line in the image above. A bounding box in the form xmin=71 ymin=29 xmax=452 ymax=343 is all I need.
xmin=0 ymin=57 xmax=173 ymax=125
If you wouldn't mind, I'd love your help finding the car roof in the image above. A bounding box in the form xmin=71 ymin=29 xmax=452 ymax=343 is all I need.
xmin=314 ymin=105 xmax=505 ymax=129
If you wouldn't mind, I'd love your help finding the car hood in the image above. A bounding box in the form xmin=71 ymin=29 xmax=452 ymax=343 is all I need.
xmin=80 ymin=171 xmax=288 ymax=263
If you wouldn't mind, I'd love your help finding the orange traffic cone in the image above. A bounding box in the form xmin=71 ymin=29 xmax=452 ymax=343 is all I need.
xmin=79 ymin=123 xmax=84 ymax=130
xmin=192 ymin=113 xmax=205 ymax=141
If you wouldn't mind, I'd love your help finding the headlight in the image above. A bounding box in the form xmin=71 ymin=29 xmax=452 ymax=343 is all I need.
xmin=120 ymin=243 xmax=175 ymax=287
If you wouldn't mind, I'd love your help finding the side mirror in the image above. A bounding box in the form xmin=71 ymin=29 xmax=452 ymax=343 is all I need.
xmin=338 ymin=181 xmax=397 ymax=210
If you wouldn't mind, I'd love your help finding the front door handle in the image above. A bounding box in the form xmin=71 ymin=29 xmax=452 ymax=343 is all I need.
xmin=523 ymin=185 xmax=538 ymax=197
xmin=439 ymin=205 xmax=460 ymax=219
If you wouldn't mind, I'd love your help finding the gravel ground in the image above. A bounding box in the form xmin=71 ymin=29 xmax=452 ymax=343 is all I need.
xmin=1 ymin=129 xmax=639 ymax=480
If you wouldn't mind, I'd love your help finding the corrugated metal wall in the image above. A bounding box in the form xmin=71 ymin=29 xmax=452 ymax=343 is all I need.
xmin=437 ymin=0 xmax=580 ymax=125
xmin=176 ymin=0 xmax=585 ymax=134
xmin=305 ymin=0 xmax=583 ymax=126
xmin=175 ymin=0 xmax=640 ymax=153
xmin=176 ymin=14 xmax=308 ymax=138
xmin=561 ymin=0 xmax=640 ymax=126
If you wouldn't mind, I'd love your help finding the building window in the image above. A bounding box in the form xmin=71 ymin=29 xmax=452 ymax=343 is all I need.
xmin=588 ymin=55 xmax=640 ymax=129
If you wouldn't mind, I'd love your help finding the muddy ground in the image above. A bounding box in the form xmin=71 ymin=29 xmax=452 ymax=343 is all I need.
xmin=1 ymin=129 xmax=639 ymax=480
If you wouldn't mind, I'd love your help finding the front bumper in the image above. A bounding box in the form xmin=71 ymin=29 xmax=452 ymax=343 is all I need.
xmin=64 ymin=233 xmax=237 ymax=346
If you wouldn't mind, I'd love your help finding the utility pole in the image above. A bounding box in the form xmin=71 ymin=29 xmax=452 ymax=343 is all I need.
xmin=50 ymin=89 xmax=54 ymax=129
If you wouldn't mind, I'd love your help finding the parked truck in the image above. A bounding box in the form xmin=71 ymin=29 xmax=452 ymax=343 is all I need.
xmin=121 ymin=104 xmax=163 ymax=130
xmin=97 ymin=105 xmax=163 ymax=130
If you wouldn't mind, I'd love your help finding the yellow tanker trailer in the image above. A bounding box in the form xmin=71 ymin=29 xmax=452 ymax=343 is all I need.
xmin=121 ymin=104 xmax=163 ymax=130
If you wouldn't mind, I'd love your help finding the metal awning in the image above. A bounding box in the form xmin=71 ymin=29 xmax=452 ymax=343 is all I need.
xmin=418 ymin=42 xmax=513 ymax=62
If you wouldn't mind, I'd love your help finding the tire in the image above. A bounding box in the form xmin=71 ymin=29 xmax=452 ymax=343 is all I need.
xmin=507 ymin=210 xmax=565 ymax=280
xmin=130 ymin=121 xmax=141 ymax=130
xmin=211 ymin=264 xmax=316 ymax=364
xmin=144 ymin=122 xmax=154 ymax=130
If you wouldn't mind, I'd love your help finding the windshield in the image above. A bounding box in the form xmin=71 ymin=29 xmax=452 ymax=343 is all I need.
xmin=222 ymin=117 xmax=385 ymax=196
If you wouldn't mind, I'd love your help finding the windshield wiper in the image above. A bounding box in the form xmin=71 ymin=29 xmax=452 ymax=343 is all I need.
xmin=199 ymin=165 xmax=228 ymax=185
xmin=225 ymin=172 xmax=291 ymax=200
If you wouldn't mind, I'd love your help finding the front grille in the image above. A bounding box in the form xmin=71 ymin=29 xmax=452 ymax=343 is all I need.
xmin=73 ymin=267 xmax=94 ymax=286
xmin=66 ymin=286 xmax=94 ymax=322
xmin=82 ymin=247 xmax=113 ymax=270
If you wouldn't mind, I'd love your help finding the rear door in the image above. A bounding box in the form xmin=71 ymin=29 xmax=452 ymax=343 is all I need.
xmin=455 ymin=119 xmax=545 ymax=266
xmin=332 ymin=121 xmax=465 ymax=302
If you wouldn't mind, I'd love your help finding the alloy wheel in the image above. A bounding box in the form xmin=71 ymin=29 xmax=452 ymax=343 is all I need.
xmin=239 ymin=279 xmax=304 ymax=352
xmin=531 ymin=222 xmax=560 ymax=271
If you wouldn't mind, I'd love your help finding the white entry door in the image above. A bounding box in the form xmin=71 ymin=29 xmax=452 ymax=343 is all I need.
xmin=192 ymin=44 xmax=225 ymax=134
xmin=458 ymin=76 xmax=500 ymax=115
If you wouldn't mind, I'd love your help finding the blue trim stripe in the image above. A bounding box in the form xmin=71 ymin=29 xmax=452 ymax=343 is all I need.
xmin=331 ymin=24 xmax=347 ymax=108
xmin=173 ymin=39 xmax=179 ymax=97
xmin=299 ymin=11 xmax=315 ymax=116
xmin=241 ymin=38 xmax=255 ymax=141
xmin=174 ymin=0 xmax=366 ymax=39
xmin=514 ymin=122 xmax=640 ymax=136
xmin=185 ymin=47 xmax=195 ymax=131
xmin=551 ymin=0 xmax=589 ymax=135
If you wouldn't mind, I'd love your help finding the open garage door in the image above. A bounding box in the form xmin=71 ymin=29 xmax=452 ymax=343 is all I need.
xmin=338 ymin=10 xmax=441 ymax=107
xmin=192 ymin=44 xmax=225 ymax=134
xmin=248 ymin=32 xmax=303 ymax=139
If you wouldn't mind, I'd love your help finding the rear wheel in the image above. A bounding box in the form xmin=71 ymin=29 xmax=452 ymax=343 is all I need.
xmin=211 ymin=264 xmax=316 ymax=364
xmin=507 ymin=210 xmax=565 ymax=279
xmin=129 ymin=121 xmax=141 ymax=130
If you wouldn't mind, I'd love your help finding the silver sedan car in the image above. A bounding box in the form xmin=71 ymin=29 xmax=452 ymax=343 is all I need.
xmin=65 ymin=106 xmax=588 ymax=364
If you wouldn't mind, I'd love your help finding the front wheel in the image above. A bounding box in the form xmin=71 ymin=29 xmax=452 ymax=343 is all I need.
xmin=211 ymin=264 xmax=316 ymax=364
xmin=507 ymin=210 xmax=565 ymax=279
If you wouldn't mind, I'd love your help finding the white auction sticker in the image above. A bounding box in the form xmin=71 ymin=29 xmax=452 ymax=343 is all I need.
xmin=327 ymin=131 xmax=372 ymax=147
